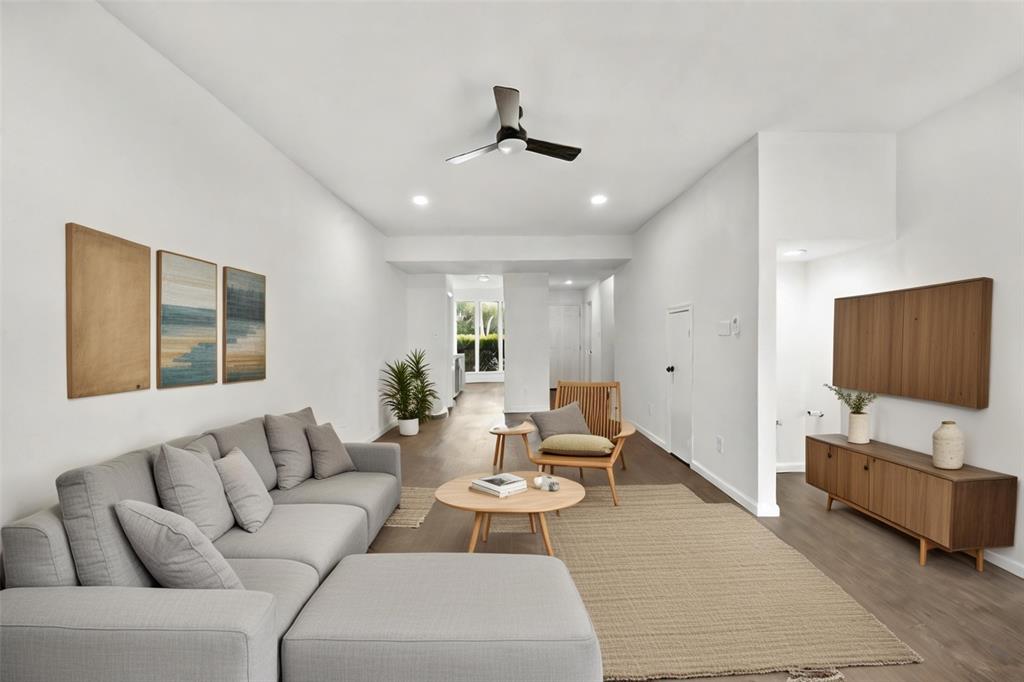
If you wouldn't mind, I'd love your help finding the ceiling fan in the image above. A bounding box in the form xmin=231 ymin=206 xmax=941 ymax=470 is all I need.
xmin=445 ymin=86 xmax=582 ymax=165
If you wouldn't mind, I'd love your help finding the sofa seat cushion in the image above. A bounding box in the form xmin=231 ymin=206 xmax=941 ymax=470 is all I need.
xmin=214 ymin=504 xmax=367 ymax=580
xmin=282 ymin=553 xmax=602 ymax=682
xmin=228 ymin=558 xmax=318 ymax=638
xmin=269 ymin=472 xmax=399 ymax=539
xmin=539 ymin=433 xmax=615 ymax=457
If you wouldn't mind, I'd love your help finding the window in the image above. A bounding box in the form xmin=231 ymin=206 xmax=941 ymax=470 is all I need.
xmin=455 ymin=301 xmax=477 ymax=372
xmin=455 ymin=299 xmax=504 ymax=373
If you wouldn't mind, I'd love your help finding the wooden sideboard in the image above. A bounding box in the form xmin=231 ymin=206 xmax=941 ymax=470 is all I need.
xmin=806 ymin=434 xmax=1016 ymax=571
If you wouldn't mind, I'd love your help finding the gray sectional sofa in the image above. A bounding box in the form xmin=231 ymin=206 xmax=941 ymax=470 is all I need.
xmin=0 ymin=411 xmax=602 ymax=682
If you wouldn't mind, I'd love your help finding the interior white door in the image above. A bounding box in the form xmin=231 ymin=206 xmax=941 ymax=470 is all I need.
xmin=668 ymin=308 xmax=693 ymax=464
xmin=548 ymin=305 xmax=581 ymax=387
xmin=583 ymin=301 xmax=594 ymax=381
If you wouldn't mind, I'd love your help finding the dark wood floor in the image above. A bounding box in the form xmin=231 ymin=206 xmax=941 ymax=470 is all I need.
xmin=372 ymin=383 xmax=1024 ymax=681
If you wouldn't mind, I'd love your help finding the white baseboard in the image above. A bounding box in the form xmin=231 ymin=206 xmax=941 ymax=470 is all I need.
xmin=505 ymin=404 xmax=550 ymax=414
xmin=631 ymin=420 xmax=668 ymax=451
xmin=987 ymin=550 xmax=1024 ymax=579
xmin=368 ymin=420 xmax=398 ymax=441
xmin=690 ymin=460 xmax=762 ymax=515
xmin=776 ymin=461 xmax=805 ymax=473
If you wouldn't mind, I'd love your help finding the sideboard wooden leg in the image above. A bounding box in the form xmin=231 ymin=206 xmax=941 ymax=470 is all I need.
xmin=919 ymin=538 xmax=929 ymax=566
xmin=826 ymin=495 xmax=834 ymax=511
xmin=975 ymin=548 xmax=985 ymax=572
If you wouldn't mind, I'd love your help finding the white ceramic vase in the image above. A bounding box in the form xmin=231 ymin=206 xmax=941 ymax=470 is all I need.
xmin=398 ymin=418 xmax=420 ymax=437
xmin=932 ymin=420 xmax=964 ymax=469
xmin=847 ymin=412 xmax=870 ymax=444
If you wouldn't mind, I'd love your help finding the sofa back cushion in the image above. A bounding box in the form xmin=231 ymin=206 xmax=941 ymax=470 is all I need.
xmin=207 ymin=418 xmax=277 ymax=490
xmin=56 ymin=448 xmax=160 ymax=586
xmin=154 ymin=444 xmax=234 ymax=541
xmin=1 ymin=505 xmax=78 ymax=587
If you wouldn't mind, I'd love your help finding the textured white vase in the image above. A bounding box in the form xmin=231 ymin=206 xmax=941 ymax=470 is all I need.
xmin=932 ymin=420 xmax=965 ymax=469
xmin=398 ymin=418 xmax=419 ymax=436
xmin=847 ymin=413 xmax=870 ymax=444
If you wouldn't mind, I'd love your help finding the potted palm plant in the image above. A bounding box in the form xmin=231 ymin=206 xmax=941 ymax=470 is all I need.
xmin=824 ymin=384 xmax=877 ymax=444
xmin=380 ymin=350 xmax=440 ymax=436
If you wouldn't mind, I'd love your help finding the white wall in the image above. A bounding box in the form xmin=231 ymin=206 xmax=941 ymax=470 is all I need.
xmin=583 ymin=275 xmax=615 ymax=382
xmin=503 ymin=273 xmax=550 ymax=413
xmin=0 ymin=1 xmax=406 ymax=525
xmin=616 ymin=139 xmax=772 ymax=515
xmin=548 ymin=289 xmax=584 ymax=305
xmin=775 ymin=262 xmax=828 ymax=469
xmin=801 ymin=71 xmax=1024 ymax=576
xmin=405 ymin=274 xmax=453 ymax=415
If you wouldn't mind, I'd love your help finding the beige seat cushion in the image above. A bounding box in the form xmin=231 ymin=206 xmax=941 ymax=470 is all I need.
xmin=539 ymin=434 xmax=615 ymax=457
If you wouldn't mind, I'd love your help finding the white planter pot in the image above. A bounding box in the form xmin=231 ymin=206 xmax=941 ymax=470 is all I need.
xmin=847 ymin=412 xmax=870 ymax=444
xmin=398 ymin=418 xmax=420 ymax=437
xmin=932 ymin=420 xmax=965 ymax=469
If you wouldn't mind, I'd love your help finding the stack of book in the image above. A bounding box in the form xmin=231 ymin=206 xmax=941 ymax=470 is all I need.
xmin=470 ymin=473 xmax=527 ymax=498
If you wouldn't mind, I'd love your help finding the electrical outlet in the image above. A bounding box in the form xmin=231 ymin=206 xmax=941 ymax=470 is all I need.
xmin=715 ymin=435 xmax=725 ymax=454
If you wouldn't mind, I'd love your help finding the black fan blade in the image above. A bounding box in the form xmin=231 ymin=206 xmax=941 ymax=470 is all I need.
xmin=525 ymin=138 xmax=581 ymax=162
xmin=493 ymin=86 xmax=521 ymax=129
xmin=445 ymin=142 xmax=499 ymax=165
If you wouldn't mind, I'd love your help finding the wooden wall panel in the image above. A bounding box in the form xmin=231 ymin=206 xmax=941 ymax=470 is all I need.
xmin=66 ymin=223 xmax=151 ymax=398
xmin=833 ymin=291 xmax=904 ymax=394
xmin=832 ymin=278 xmax=991 ymax=408
xmin=900 ymin=279 xmax=992 ymax=408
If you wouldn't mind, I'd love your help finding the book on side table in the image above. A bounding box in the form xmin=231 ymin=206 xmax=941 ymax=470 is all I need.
xmin=471 ymin=473 xmax=527 ymax=498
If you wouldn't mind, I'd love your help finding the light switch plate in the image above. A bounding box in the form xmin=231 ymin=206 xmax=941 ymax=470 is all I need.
xmin=730 ymin=315 xmax=740 ymax=335
xmin=717 ymin=320 xmax=731 ymax=336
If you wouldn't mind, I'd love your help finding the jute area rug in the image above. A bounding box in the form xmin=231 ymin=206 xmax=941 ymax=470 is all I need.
xmin=490 ymin=484 xmax=920 ymax=680
xmin=383 ymin=486 xmax=436 ymax=528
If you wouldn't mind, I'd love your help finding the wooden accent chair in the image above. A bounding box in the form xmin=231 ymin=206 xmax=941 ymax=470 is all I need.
xmin=528 ymin=381 xmax=636 ymax=505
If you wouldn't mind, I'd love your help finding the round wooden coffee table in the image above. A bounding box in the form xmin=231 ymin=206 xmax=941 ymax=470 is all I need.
xmin=434 ymin=471 xmax=585 ymax=556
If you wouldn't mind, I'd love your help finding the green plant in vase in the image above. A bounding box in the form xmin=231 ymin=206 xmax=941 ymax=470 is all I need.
xmin=380 ymin=349 xmax=440 ymax=436
xmin=824 ymin=384 xmax=877 ymax=444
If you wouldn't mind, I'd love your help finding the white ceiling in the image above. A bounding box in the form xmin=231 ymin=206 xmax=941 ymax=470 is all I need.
xmin=104 ymin=1 xmax=1024 ymax=237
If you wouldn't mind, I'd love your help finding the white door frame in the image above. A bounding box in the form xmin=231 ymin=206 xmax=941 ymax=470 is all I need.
xmin=666 ymin=304 xmax=694 ymax=464
xmin=583 ymin=300 xmax=594 ymax=381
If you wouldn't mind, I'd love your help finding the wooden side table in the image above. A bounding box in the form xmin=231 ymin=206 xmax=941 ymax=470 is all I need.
xmin=434 ymin=472 xmax=585 ymax=556
xmin=489 ymin=421 xmax=536 ymax=471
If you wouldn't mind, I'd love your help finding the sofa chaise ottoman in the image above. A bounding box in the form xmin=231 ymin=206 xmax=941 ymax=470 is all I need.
xmin=283 ymin=553 xmax=603 ymax=682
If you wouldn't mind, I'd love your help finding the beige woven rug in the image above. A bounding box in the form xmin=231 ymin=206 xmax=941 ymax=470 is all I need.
xmin=490 ymin=485 xmax=920 ymax=680
xmin=383 ymin=486 xmax=436 ymax=528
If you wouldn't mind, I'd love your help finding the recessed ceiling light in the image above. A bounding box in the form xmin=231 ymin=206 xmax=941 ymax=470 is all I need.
xmin=564 ymin=280 xmax=573 ymax=285
xmin=411 ymin=195 xmax=429 ymax=206
xmin=590 ymin=194 xmax=608 ymax=206
xmin=478 ymin=275 xmax=490 ymax=282
xmin=783 ymin=249 xmax=808 ymax=257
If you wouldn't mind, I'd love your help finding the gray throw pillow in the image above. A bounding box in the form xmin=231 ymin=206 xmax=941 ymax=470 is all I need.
xmin=265 ymin=413 xmax=314 ymax=490
xmin=114 ymin=500 xmax=243 ymax=590
xmin=530 ymin=402 xmax=592 ymax=441
xmin=214 ymin=448 xmax=273 ymax=533
xmin=154 ymin=444 xmax=234 ymax=541
xmin=305 ymin=423 xmax=357 ymax=478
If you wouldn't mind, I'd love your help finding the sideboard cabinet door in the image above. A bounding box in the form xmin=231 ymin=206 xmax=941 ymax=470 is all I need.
xmin=836 ymin=448 xmax=871 ymax=509
xmin=806 ymin=438 xmax=837 ymax=494
xmin=905 ymin=469 xmax=953 ymax=546
xmin=868 ymin=458 xmax=909 ymax=528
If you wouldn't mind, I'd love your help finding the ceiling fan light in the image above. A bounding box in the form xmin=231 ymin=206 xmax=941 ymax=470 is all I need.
xmin=498 ymin=138 xmax=527 ymax=155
